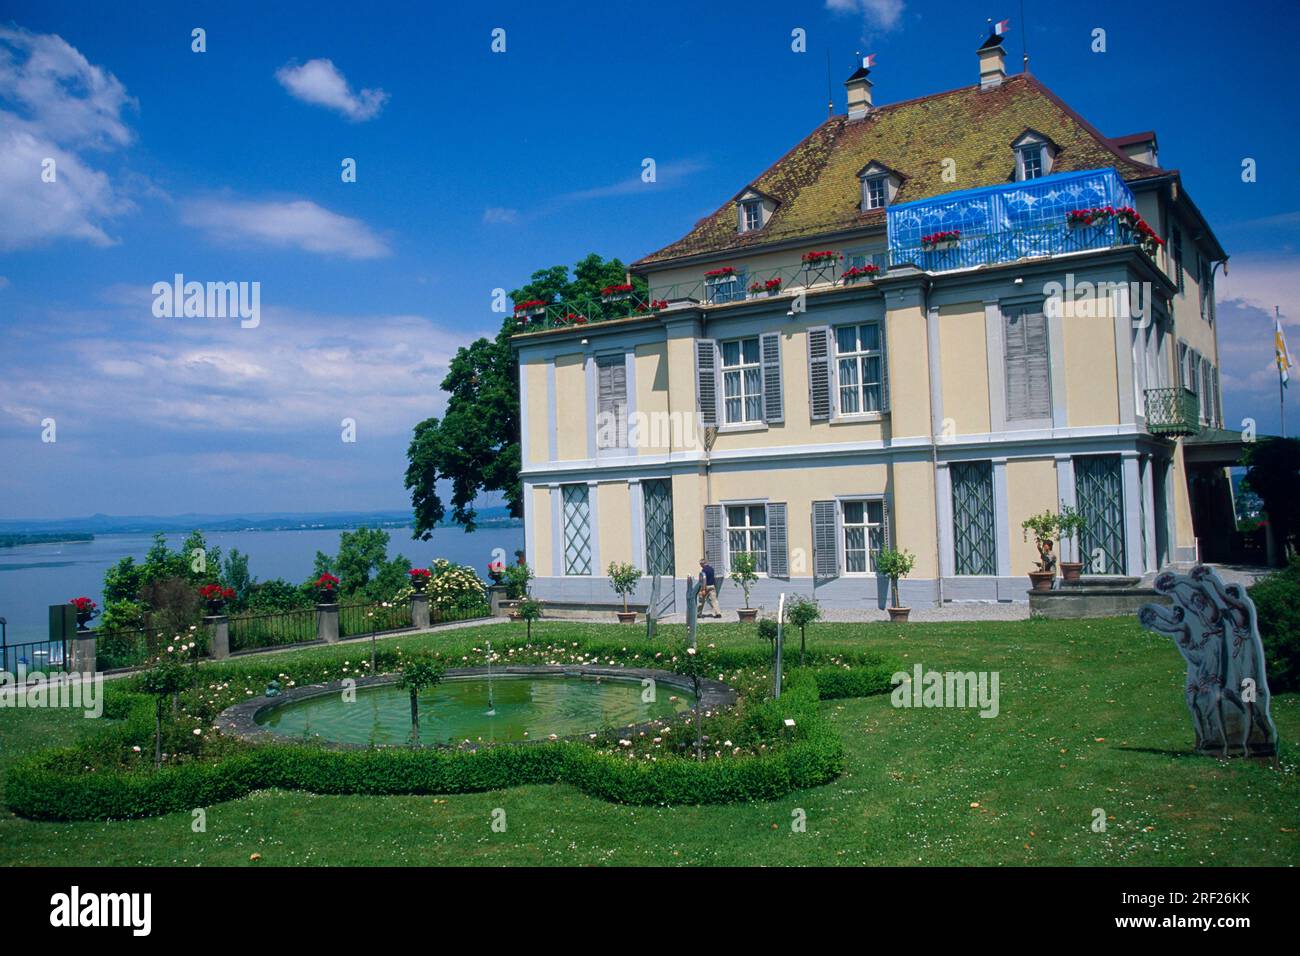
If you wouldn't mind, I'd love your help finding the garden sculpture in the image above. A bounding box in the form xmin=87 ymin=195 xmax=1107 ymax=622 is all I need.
xmin=1138 ymin=566 xmax=1278 ymax=758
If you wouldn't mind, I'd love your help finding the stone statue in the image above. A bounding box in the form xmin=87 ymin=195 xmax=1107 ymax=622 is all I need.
xmin=1139 ymin=566 xmax=1277 ymax=758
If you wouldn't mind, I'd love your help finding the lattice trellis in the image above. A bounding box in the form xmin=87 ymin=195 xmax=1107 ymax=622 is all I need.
xmin=1075 ymin=456 xmax=1126 ymax=574
xmin=562 ymin=484 xmax=592 ymax=575
xmin=951 ymin=461 xmax=997 ymax=575
xmin=642 ymin=479 xmax=675 ymax=577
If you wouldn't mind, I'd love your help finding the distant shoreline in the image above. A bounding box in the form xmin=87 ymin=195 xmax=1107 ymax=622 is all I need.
xmin=0 ymin=509 xmax=521 ymax=537
xmin=0 ymin=532 xmax=96 ymax=548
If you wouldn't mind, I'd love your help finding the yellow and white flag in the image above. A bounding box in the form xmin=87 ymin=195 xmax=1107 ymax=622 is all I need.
xmin=1276 ymin=313 xmax=1295 ymax=388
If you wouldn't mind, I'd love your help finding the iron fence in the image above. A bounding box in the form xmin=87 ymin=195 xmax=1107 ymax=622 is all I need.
xmin=1 ymin=638 xmax=69 ymax=674
xmin=338 ymin=600 xmax=412 ymax=639
xmin=1144 ymin=386 xmax=1201 ymax=436
xmin=95 ymin=625 xmax=175 ymax=671
xmin=229 ymin=607 xmax=317 ymax=652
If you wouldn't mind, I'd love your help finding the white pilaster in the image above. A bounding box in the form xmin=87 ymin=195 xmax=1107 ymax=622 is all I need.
xmin=992 ymin=457 xmax=1010 ymax=576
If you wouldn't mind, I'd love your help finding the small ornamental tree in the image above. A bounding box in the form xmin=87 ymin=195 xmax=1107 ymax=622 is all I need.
xmin=607 ymin=561 xmax=643 ymax=613
xmin=1056 ymin=504 xmax=1087 ymax=565
xmin=875 ymin=548 xmax=917 ymax=610
xmin=396 ymin=656 xmax=446 ymax=745
xmin=138 ymin=645 xmax=190 ymax=769
xmin=785 ymin=595 xmax=822 ymax=665
xmin=677 ymin=644 xmax=712 ymax=761
xmin=756 ymin=618 xmax=778 ymax=649
xmin=1021 ymin=511 xmax=1059 ymax=572
xmin=728 ymin=552 xmax=759 ymax=609
xmin=517 ymin=597 xmax=543 ymax=639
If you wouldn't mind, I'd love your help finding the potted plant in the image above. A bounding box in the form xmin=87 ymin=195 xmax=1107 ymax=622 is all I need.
xmin=842 ymin=263 xmax=880 ymax=284
xmin=728 ymin=552 xmax=760 ymax=622
xmin=600 ymin=282 xmax=634 ymax=303
xmin=486 ymin=560 xmax=506 ymax=586
xmin=512 ymin=299 xmax=549 ymax=322
xmin=68 ymin=596 xmax=98 ymax=632
xmin=921 ymin=229 xmax=961 ymax=251
xmin=785 ymin=594 xmax=822 ymax=664
xmin=313 ymin=572 xmax=340 ymax=603
xmin=197 ymin=583 xmax=235 ymax=615
xmin=875 ymin=548 xmax=916 ymax=622
xmin=607 ymin=561 xmax=643 ymax=623
xmin=408 ymin=567 xmax=430 ymax=593
xmin=1056 ymin=504 xmax=1088 ymax=582
xmin=1021 ymin=511 xmax=1060 ymax=592
xmin=748 ymin=277 xmax=783 ymax=297
xmin=801 ymin=249 xmax=839 ymax=283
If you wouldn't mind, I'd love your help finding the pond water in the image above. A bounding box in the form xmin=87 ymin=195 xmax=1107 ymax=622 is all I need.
xmin=255 ymin=673 xmax=695 ymax=746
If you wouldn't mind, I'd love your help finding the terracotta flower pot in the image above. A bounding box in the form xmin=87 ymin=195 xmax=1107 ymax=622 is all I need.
xmin=887 ymin=606 xmax=911 ymax=623
xmin=737 ymin=608 xmax=758 ymax=623
xmin=1060 ymin=562 xmax=1084 ymax=583
xmin=1028 ymin=570 xmax=1056 ymax=592
xmin=616 ymin=611 xmax=637 ymax=624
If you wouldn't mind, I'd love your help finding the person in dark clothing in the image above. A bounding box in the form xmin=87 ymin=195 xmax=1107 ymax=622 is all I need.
xmin=697 ymin=558 xmax=721 ymax=618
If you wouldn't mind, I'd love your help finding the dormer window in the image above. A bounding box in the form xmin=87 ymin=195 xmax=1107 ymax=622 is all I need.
xmin=735 ymin=188 xmax=776 ymax=234
xmin=1012 ymin=130 xmax=1057 ymax=182
xmin=857 ymin=161 xmax=903 ymax=212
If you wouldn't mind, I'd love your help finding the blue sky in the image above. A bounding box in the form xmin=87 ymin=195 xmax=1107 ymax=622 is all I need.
xmin=1 ymin=0 xmax=1297 ymax=519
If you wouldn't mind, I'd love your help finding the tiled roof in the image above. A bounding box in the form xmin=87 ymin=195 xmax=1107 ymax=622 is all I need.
xmin=633 ymin=73 xmax=1166 ymax=269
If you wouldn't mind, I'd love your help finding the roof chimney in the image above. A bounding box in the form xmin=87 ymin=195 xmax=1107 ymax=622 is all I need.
xmin=844 ymin=56 xmax=874 ymax=120
xmin=978 ymin=32 xmax=1006 ymax=89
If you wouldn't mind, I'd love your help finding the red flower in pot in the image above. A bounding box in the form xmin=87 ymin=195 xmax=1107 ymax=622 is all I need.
xmin=198 ymin=583 xmax=236 ymax=614
xmin=408 ymin=567 xmax=431 ymax=592
xmin=68 ymin=596 xmax=98 ymax=630
xmin=314 ymin=573 xmax=340 ymax=601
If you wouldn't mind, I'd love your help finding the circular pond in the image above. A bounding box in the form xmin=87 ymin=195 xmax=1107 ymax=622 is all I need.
xmin=240 ymin=669 xmax=708 ymax=747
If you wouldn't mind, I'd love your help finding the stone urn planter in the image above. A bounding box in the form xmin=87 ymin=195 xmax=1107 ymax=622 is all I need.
xmin=1028 ymin=570 xmax=1056 ymax=592
xmin=887 ymin=606 xmax=912 ymax=623
xmin=1060 ymin=561 xmax=1084 ymax=583
xmin=737 ymin=608 xmax=759 ymax=623
xmin=616 ymin=611 xmax=637 ymax=624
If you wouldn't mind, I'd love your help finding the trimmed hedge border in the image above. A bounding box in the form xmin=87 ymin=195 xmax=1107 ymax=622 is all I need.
xmin=5 ymin=667 xmax=891 ymax=821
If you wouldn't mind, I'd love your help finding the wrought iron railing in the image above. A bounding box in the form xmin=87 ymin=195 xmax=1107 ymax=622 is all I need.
xmin=1 ymin=638 xmax=69 ymax=674
xmin=96 ymin=625 xmax=174 ymax=671
xmin=337 ymin=600 xmax=412 ymax=639
xmin=1144 ymin=387 xmax=1201 ymax=436
xmin=229 ymin=607 xmax=317 ymax=652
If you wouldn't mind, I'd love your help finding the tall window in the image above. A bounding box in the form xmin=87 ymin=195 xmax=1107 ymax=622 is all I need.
xmin=1018 ymin=145 xmax=1044 ymax=180
xmin=726 ymin=504 xmax=768 ymax=573
xmin=950 ymin=462 xmax=996 ymax=575
xmin=561 ymin=484 xmax=592 ymax=575
xmin=1003 ymin=307 xmax=1050 ymax=421
xmin=841 ymin=499 xmax=884 ymax=573
xmin=835 ymin=323 xmax=883 ymax=414
xmin=642 ymin=479 xmax=675 ymax=576
xmin=705 ymin=272 xmax=744 ymax=305
xmin=862 ymin=175 xmax=887 ymax=210
xmin=721 ymin=338 xmax=762 ymax=424
xmin=741 ymin=200 xmax=762 ymax=232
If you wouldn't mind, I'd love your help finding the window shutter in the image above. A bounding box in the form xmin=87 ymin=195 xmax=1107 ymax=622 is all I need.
xmin=766 ymin=502 xmax=788 ymax=578
xmin=703 ymin=504 xmax=724 ymax=571
xmin=879 ymin=319 xmax=891 ymax=413
xmin=807 ymin=326 xmax=833 ymax=421
xmin=695 ymin=339 xmax=718 ymax=427
xmin=812 ymin=500 xmax=839 ymax=578
xmin=1005 ymin=308 xmax=1049 ymax=421
xmin=596 ymin=354 xmax=627 ymax=448
xmin=760 ymin=332 xmax=784 ymax=423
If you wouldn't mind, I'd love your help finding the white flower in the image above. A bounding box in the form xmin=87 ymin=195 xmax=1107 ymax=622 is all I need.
xmin=193 ymin=728 xmax=202 ymax=736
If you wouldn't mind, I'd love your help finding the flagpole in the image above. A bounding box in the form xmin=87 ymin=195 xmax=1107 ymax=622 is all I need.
xmin=1280 ymin=306 xmax=1288 ymax=438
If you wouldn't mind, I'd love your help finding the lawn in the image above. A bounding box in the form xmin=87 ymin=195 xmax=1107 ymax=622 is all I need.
xmin=1 ymin=616 xmax=1296 ymax=866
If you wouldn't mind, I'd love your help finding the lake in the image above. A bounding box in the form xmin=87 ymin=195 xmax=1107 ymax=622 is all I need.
xmin=0 ymin=525 xmax=524 ymax=645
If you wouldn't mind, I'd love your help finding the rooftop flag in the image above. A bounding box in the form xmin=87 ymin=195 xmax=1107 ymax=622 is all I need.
xmin=1276 ymin=311 xmax=1294 ymax=388
xmin=994 ymin=19 xmax=1011 ymax=35
xmin=863 ymin=53 xmax=877 ymax=68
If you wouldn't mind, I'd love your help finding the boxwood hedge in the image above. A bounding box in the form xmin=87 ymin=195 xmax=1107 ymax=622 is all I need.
xmin=5 ymin=659 xmax=892 ymax=821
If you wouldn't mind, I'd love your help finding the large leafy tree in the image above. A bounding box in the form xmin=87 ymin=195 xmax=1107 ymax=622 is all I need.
xmin=405 ymin=253 xmax=642 ymax=536
xmin=1243 ymin=436 xmax=1300 ymax=559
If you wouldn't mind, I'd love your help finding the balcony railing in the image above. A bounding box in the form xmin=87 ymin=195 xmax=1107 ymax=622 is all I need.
xmin=1144 ymin=387 xmax=1201 ymax=436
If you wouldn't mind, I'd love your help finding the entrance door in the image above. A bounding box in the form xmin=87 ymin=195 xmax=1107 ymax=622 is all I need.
xmin=1074 ymin=455 xmax=1127 ymax=574
xmin=643 ymin=479 xmax=675 ymax=577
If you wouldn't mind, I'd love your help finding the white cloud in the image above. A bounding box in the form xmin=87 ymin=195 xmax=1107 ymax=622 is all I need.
xmin=275 ymin=59 xmax=388 ymax=121
xmin=181 ymin=197 xmax=391 ymax=259
xmin=0 ymin=27 xmax=136 ymax=250
xmin=826 ymin=0 xmax=906 ymax=32
xmin=482 ymin=206 xmax=519 ymax=225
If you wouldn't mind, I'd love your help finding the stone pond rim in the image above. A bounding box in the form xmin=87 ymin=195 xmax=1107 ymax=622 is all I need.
xmin=214 ymin=664 xmax=738 ymax=750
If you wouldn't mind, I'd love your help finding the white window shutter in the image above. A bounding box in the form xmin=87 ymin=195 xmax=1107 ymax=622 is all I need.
xmin=696 ymin=339 xmax=719 ymax=427
xmin=807 ymin=326 xmax=833 ymax=421
xmin=703 ymin=504 xmax=725 ymax=571
xmin=766 ymin=502 xmax=788 ymax=578
xmin=812 ymin=500 xmax=839 ymax=578
xmin=760 ymin=332 xmax=784 ymax=423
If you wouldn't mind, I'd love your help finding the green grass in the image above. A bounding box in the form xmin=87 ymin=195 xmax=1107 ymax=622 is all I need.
xmin=1 ymin=617 xmax=1296 ymax=866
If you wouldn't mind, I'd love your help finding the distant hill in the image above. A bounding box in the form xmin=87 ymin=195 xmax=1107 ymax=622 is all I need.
xmin=0 ymin=508 xmax=520 ymax=536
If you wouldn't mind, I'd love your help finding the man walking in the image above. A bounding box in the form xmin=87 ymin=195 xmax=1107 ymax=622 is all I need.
xmin=697 ymin=558 xmax=722 ymax=618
